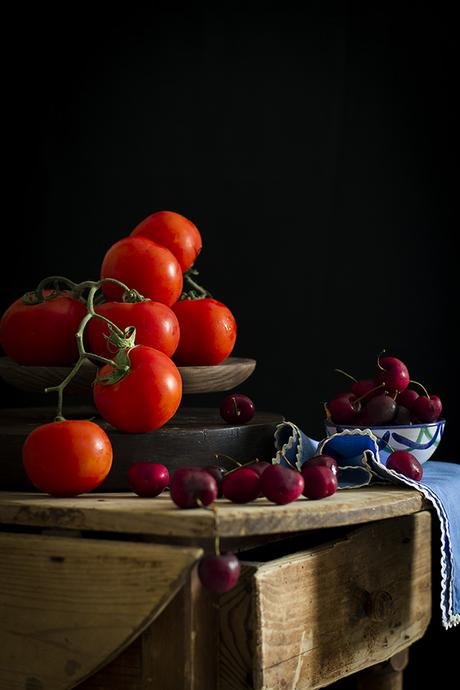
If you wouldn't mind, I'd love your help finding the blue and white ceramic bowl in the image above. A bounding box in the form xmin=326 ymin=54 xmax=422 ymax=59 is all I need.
xmin=324 ymin=418 xmax=446 ymax=465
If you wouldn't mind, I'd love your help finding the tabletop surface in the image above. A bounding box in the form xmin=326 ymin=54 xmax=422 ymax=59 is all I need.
xmin=0 ymin=487 xmax=428 ymax=538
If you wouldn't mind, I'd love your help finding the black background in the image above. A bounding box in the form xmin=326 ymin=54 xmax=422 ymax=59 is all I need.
xmin=1 ymin=3 xmax=458 ymax=681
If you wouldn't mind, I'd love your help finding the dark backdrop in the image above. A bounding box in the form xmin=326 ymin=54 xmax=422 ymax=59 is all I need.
xmin=1 ymin=2 xmax=458 ymax=678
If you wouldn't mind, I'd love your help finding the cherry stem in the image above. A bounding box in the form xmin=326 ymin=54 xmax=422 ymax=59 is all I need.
xmin=334 ymin=368 xmax=357 ymax=383
xmin=409 ymin=379 xmax=430 ymax=398
xmin=215 ymin=453 xmax=242 ymax=468
xmin=377 ymin=349 xmax=387 ymax=371
xmin=42 ymin=276 xmax=142 ymax=421
xmin=215 ymin=535 xmax=221 ymax=556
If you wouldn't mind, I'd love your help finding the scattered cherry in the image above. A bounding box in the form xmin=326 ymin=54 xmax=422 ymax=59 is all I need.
xmin=198 ymin=553 xmax=241 ymax=593
xmin=244 ymin=460 xmax=271 ymax=496
xmin=170 ymin=468 xmax=218 ymax=508
xmin=260 ymin=465 xmax=304 ymax=505
xmin=302 ymin=454 xmax=338 ymax=476
xmin=301 ymin=465 xmax=338 ymax=500
xmin=386 ymin=450 xmax=423 ymax=481
xmin=222 ymin=467 xmax=260 ymax=503
xmin=245 ymin=460 xmax=271 ymax=477
xmin=220 ymin=394 xmax=255 ymax=424
xmin=128 ymin=462 xmax=169 ymax=497
xmin=203 ymin=465 xmax=226 ymax=497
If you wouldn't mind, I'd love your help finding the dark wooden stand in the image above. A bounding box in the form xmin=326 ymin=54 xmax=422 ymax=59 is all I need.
xmin=0 ymin=406 xmax=283 ymax=491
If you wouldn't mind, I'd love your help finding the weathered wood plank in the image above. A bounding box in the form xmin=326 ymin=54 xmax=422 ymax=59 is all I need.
xmin=0 ymin=487 xmax=427 ymax=538
xmin=218 ymin=513 xmax=431 ymax=690
xmin=0 ymin=533 xmax=201 ymax=690
xmin=253 ymin=512 xmax=431 ymax=689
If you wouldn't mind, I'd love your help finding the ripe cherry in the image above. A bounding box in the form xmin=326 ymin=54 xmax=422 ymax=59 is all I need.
xmin=170 ymin=468 xmax=218 ymax=508
xmin=326 ymin=392 xmax=360 ymax=424
xmin=222 ymin=467 xmax=260 ymax=503
xmin=203 ymin=465 xmax=226 ymax=497
xmin=301 ymin=454 xmax=338 ymax=476
xmin=392 ymin=405 xmax=412 ymax=425
xmin=128 ymin=462 xmax=169 ymax=497
xmin=386 ymin=450 xmax=423 ymax=481
xmin=411 ymin=394 xmax=442 ymax=423
xmin=260 ymin=465 xmax=304 ymax=505
xmin=357 ymin=393 xmax=397 ymax=425
xmin=301 ymin=465 xmax=338 ymax=499
xmin=198 ymin=553 xmax=241 ymax=593
xmin=245 ymin=460 xmax=271 ymax=496
xmin=396 ymin=389 xmax=419 ymax=410
xmin=351 ymin=379 xmax=381 ymax=399
xmin=220 ymin=394 xmax=255 ymax=424
xmin=376 ymin=355 xmax=409 ymax=394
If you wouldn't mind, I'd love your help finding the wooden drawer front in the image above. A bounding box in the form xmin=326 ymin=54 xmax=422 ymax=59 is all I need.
xmin=219 ymin=511 xmax=431 ymax=690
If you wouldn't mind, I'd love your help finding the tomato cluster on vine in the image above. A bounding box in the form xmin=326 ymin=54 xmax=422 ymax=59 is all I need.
xmin=0 ymin=210 xmax=238 ymax=497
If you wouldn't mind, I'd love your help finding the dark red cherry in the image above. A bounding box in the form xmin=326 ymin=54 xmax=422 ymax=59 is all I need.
xmin=386 ymin=450 xmax=423 ymax=481
xmin=411 ymin=395 xmax=442 ymax=423
xmin=220 ymin=394 xmax=255 ymax=424
xmin=260 ymin=465 xmax=304 ymax=505
xmin=198 ymin=553 xmax=241 ymax=593
xmin=376 ymin=355 xmax=410 ymax=394
xmin=222 ymin=467 xmax=260 ymax=503
xmin=301 ymin=465 xmax=338 ymax=499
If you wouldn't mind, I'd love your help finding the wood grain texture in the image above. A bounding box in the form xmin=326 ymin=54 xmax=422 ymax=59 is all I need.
xmin=217 ymin=512 xmax=431 ymax=690
xmin=0 ymin=533 xmax=201 ymax=690
xmin=77 ymin=564 xmax=220 ymax=690
xmin=0 ymin=406 xmax=282 ymax=491
xmin=0 ymin=355 xmax=256 ymax=395
xmin=0 ymin=487 xmax=427 ymax=539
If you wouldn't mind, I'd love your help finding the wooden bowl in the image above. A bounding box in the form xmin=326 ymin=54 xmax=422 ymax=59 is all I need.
xmin=0 ymin=355 xmax=256 ymax=396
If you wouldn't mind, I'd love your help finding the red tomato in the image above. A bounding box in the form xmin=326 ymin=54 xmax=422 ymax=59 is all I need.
xmin=0 ymin=291 xmax=87 ymax=365
xmin=93 ymin=345 xmax=182 ymax=432
xmin=86 ymin=301 xmax=180 ymax=359
xmin=172 ymin=299 xmax=237 ymax=366
xmin=101 ymin=236 xmax=183 ymax=306
xmin=131 ymin=210 xmax=202 ymax=272
xmin=22 ymin=420 xmax=113 ymax=496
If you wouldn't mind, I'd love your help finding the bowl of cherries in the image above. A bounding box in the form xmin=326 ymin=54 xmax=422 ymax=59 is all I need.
xmin=324 ymin=354 xmax=445 ymax=465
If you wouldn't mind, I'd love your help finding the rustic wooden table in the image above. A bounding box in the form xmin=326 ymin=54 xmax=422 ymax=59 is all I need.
xmin=0 ymin=487 xmax=431 ymax=690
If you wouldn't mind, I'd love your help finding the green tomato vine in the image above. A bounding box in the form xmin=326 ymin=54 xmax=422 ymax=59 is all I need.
xmin=25 ymin=275 xmax=148 ymax=422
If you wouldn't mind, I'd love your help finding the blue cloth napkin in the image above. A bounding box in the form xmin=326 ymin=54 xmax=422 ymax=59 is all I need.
xmin=273 ymin=422 xmax=460 ymax=630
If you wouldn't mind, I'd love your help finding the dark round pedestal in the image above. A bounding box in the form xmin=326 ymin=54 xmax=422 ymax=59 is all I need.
xmin=0 ymin=406 xmax=284 ymax=491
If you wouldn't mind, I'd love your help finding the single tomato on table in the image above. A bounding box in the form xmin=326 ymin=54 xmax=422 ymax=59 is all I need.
xmin=86 ymin=300 xmax=180 ymax=359
xmin=22 ymin=420 xmax=113 ymax=496
xmin=93 ymin=345 xmax=182 ymax=433
xmin=0 ymin=291 xmax=87 ymax=365
xmin=172 ymin=298 xmax=237 ymax=366
xmin=131 ymin=210 xmax=202 ymax=272
xmin=100 ymin=236 xmax=183 ymax=306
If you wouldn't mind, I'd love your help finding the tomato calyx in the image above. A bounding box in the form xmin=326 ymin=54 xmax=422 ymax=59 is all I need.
xmin=96 ymin=346 xmax=133 ymax=386
xmin=180 ymin=267 xmax=213 ymax=301
xmin=95 ymin=324 xmax=137 ymax=386
xmin=122 ymin=288 xmax=150 ymax=304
